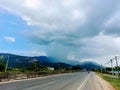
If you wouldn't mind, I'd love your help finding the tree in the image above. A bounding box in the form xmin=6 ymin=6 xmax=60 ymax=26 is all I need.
xmin=72 ymin=65 xmax=81 ymax=70
xmin=27 ymin=63 xmax=38 ymax=71
xmin=27 ymin=63 xmax=48 ymax=72
xmin=106 ymin=67 xmax=112 ymax=71
xmin=0 ymin=56 xmax=6 ymax=71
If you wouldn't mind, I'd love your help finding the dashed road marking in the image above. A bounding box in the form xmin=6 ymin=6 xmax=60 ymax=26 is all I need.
xmin=77 ymin=73 xmax=91 ymax=90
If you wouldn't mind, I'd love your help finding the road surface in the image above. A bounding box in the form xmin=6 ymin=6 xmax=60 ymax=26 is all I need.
xmin=0 ymin=72 xmax=90 ymax=90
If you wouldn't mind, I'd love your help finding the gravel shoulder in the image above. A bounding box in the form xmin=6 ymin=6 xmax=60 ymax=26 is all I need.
xmin=82 ymin=72 xmax=115 ymax=90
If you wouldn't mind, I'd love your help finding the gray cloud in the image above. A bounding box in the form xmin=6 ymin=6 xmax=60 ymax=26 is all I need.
xmin=104 ymin=10 xmax=120 ymax=36
xmin=1 ymin=0 xmax=120 ymax=64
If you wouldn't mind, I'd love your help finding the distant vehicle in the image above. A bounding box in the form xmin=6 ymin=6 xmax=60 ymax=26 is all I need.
xmin=87 ymin=70 xmax=90 ymax=73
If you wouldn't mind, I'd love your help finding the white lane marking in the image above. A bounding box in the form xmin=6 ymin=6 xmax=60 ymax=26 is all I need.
xmin=77 ymin=73 xmax=91 ymax=90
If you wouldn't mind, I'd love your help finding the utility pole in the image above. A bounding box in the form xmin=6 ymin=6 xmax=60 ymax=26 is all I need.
xmin=115 ymin=56 xmax=120 ymax=78
xmin=100 ymin=64 xmax=103 ymax=73
xmin=110 ymin=59 xmax=114 ymax=75
xmin=5 ymin=55 xmax=9 ymax=72
xmin=115 ymin=56 xmax=119 ymax=71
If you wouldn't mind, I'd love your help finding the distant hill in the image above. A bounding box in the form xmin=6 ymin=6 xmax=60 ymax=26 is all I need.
xmin=0 ymin=53 xmax=71 ymax=68
xmin=80 ymin=61 xmax=102 ymax=70
xmin=0 ymin=53 xmax=102 ymax=70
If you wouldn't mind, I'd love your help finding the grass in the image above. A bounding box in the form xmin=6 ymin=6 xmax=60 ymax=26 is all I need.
xmin=97 ymin=73 xmax=120 ymax=90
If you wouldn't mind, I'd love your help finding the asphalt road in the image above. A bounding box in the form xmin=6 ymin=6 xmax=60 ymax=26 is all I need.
xmin=0 ymin=72 xmax=90 ymax=90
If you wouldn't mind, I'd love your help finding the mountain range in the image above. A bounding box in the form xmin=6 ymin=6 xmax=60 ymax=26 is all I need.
xmin=0 ymin=53 xmax=102 ymax=70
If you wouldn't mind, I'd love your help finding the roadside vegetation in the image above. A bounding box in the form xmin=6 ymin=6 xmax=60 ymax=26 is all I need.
xmin=97 ymin=72 xmax=120 ymax=90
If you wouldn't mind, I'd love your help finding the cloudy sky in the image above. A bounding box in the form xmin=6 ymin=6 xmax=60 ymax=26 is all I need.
xmin=0 ymin=0 xmax=120 ymax=66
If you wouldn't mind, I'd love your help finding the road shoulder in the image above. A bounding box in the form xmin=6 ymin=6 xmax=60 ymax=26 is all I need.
xmin=82 ymin=72 xmax=115 ymax=90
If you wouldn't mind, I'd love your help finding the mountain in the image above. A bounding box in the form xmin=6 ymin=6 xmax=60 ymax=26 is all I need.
xmin=80 ymin=61 xmax=102 ymax=70
xmin=0 ymin=53 xmax=72 ymax=68
xmin=0 ymin=53 xmax=30 ymax=67
xmin=0 ymin=53 xmax=102 ymax=70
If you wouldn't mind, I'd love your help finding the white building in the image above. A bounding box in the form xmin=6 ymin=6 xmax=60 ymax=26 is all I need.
xmin=48 ymin=67 xmax=54 ymax=71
